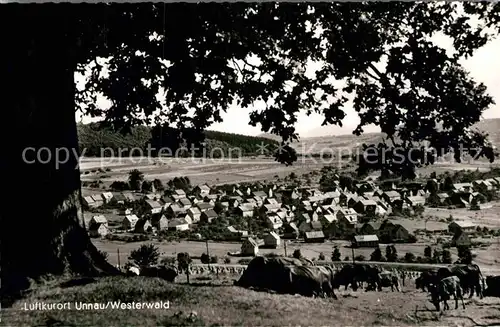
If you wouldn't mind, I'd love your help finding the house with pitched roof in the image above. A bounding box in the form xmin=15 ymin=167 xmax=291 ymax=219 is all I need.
xmin=89 ymin=215 xmax=108 ymax=229
xmin=101 ymin=192 xmax=114 ymax=204
xmin=304 ymin=231 xmax=325 ymax=243
xmin=145 ymin=199 xmax=163 ymax=214
xmin=151 ymin=214 xmax=169 ymax=231
xmin=122 ymin=214 xmax=139 ymax=230
xmin=283 ymin=222 xmax=299 ymax=239
xmin=353 ymin=199 xmax=377 ymax=216
xmin=451 ymin=231 xmax=471 ymax=247
xmin=241 ymin=237 xmax=259 ymax=256
xmin=82 ymin=196 xmax=97 ymax=209
xmin=200 ymin=209 xmax=218 ymax=223
xmin=168 ymin=218 xmax=190 ymax=231
xmin=263 ymin=231 xmax=281 ymax=248
xmin=351 ymin=235 xmax=379 ymax=248
xmin=135 ymin=219 xmax=153 ymax=234
xmin=382 ymin=191 xmax=401 ymax=204
xmin=336 ymin=208 xmax=358 ymax=231
xmin=449 ymin=220 xmax=477 ymax=235
xmin=193 ymin=184 xmax=211 ymax=197
xmin=236 ymin=204 xmax=254 ymax=217
xmin=89 ymin=223 xmax=109 ymax=238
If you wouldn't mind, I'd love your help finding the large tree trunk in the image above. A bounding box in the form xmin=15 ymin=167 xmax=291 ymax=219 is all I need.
xmin=1 ymin=6 xmax=119 ymax=304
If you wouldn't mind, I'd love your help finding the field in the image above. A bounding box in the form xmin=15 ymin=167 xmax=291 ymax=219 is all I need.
xmin=4 ymin=274 xmax=500 ymax=326
xmin=80 ymin=157 xmax=330 ymax=187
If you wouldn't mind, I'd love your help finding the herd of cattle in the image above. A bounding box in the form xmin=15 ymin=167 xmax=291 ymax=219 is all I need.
xmin=126 ymin=257 xmax=500 ymax=312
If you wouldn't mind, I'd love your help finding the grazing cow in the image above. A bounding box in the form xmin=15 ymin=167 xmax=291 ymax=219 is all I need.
xmin=235 ymin=256 xmax=312 ymax=294
xmin=484 ymin=275 xmax=500 ymax=297
xmin=234 ymin=256 xmax=335 ymax=298
xmin=416 ymin=270 xmax=439 ymax=292
xmin=332 ymin=264 xmax=381 ymax=291
xmin=429 ymin=276 xmax=466 ymax=311
xmin=289 ymin=265 xmax=337 ymax=299
xmin=317 ymin=265 xmax=338 ymax=299
xmin=438 ymin=265 xmax=484 ymax=299
xmin=375 ymin=271 xmax=400 ymax=292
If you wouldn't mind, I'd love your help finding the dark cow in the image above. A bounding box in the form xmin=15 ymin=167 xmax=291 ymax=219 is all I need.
xmin=288 ymin=265 xmax=337 ymax=299
xmin=484 ymin=275 xmax=500 ymax=297
xmin=235 ymin=256 xmax=313 ymax=295
xmin=429 ymin=276 xmax=466 ymax=311
xmin=438 ymin=265 xmax=483 ymax=299
xmin=375 ymin=271 xmax=400 ymax=292
xmin=317 ymin=265 xmax=338 ymax=299
xmin=416 ymin=269 xmax=439 ymax=292
xmin=333 ymin=264 xmax=381 ymax=291
xmin=140 ymin=265 xmax=178 ymax=282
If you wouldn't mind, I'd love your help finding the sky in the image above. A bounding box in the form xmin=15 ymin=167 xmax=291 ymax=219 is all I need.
xmin=76 ymin=32 xmax=500 ymax=139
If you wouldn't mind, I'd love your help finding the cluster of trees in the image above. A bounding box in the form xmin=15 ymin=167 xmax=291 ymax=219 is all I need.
xmin=78 ymin=123 xmax=152 ymax=157
xmin=79 ymin=122 xmax=279 ymax=158
xmin=319 ymin=166 xmax=359 ymax=192
xmin=434 ymin=168 xmax=500 ymax=184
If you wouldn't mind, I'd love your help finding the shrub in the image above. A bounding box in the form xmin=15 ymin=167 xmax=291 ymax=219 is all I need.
xmin=318 ymin=252 xmax=326 ymax=261
xmin=224 ymin=257 xmax=231 ymax=264
xmin=354 ymin=255 xmax=365 ymax=261
xmin=200 ymin=253 xmax=210 ymax=264
xmin=209 ymin=256 xmax=218 ymax=264
xmin=404 ymin=252 xmax=415 ymax=263
xmin=424 ymin=246 xmax=432 ymax=259
xmin=344 ymin=256 xmax=350 ymax=261
xmin=370 ymin=247 xmax=383 ymax=262
xmin=331 ymin=246 xmax=341 ymax=261
xmin=408 ymin=234 xmax=417 ymax=243
xmin=386 ymin=245 xmax=398 ymax=262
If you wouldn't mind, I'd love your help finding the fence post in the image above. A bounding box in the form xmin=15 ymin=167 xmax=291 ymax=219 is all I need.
xmin=117 ymin=248 xmax=121 ymax=270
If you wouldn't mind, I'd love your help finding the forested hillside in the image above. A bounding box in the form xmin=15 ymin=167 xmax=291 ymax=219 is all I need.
xmin=77 ymin=123 xmax=279 ymax=157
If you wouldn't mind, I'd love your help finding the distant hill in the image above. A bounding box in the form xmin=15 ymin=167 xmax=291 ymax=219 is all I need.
xmin=257 ymin=133 xmax=283 ymax=142
xmin=475 ymin=118 xmax=500 ymax=149
xmin=258 ymin=118 xmax=500 ymax=155
xmin=78 ymin=123 xmax=279 ymax=157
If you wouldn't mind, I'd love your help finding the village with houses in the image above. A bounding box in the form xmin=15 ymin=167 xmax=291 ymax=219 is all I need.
xmin=82 ymin=166 xmax=500 ymax=265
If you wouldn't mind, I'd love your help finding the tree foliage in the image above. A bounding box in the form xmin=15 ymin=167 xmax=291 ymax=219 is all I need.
xmin=61 ymin=3 xmax=497 ymax=171
xmin=385 ymin=245 xmax=398 ymax=262
xmin=424 ymin=246 xmax=432 ymax=259
xmin=457 ymin=246 xmax=473 ymax=264
xmin=128 ymin=169 xmax=145 ymax=191
xmin=177 ymin=252 xmax=192 ymax=284
xmin=128 ymin=244 xmax=160 ymax=267
xmin=370 ymin=247 xmax=384 ymax=262
xmin=331 ymin=246 xmax=341 ymax=261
